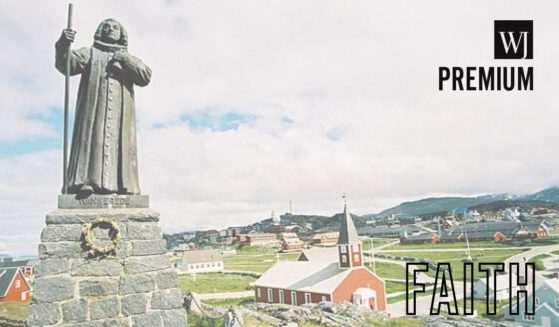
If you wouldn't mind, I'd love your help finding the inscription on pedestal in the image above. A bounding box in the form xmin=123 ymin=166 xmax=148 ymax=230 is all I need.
xmin=58 ymin=194 xmax=149 ymax=209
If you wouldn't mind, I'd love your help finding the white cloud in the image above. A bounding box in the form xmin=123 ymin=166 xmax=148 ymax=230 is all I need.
xmin=1 ymin=0 xmax=559 ymax=256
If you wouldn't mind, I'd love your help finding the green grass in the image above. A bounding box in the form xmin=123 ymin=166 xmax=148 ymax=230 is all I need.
xmin=0 ymin=302 xmax=29 ymax=320
xmin=361 ymin=238 xmax=399 ymax=251
xmin=385 ymin=240 xmax=523 ymax=250
xmin=552 ymin=250 xmax=559 ymax=256
xmin=243 ymin=315 xmax=273 ymax=327
xmin=365 ymin=317 xmax=424 ymax=326
xmin=201 ymin=297 xmax=255 ymax=306
xmin=528 ymin=253 xmax=550 ymax=271
xmin=187 ymin=312 xmax=222 ymax=327
xmin=364 ymin=262 xmax=410 ymax=280
xmin=381 ymin=249 xmax=525 ymax=281
xmin=454 ymin=299 xmax=509 ymax=319
xmin=530 ymin=236 xmax=559 ymax=246
xmin=178 ymin=272 xmax=256 ymax=294
xmin=385 ymin=281 xmax=407 ymax=293
xmin=387 ymin=290 xmax=431 ymax=304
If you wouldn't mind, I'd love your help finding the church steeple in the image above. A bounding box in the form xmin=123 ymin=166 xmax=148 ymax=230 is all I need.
xmin=337 ymin=197 xmax=363 ymax=268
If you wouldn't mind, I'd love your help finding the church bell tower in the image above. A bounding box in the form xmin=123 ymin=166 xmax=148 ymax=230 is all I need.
xmin=337 ymin=199 xmax=363 ymax=268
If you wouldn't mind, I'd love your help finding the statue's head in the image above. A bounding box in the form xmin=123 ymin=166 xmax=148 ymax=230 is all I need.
xmin=94 ymin=18 xmax=128 ymax=46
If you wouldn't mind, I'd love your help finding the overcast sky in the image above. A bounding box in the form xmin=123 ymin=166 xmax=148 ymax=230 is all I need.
xmin=1 ymin=1 xmax=558 ymax=256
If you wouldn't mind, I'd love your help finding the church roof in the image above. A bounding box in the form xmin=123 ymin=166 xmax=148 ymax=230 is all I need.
xmin=254 ymin=261 xmax=352 ymax=294
xmin=298 ymin=247 xmax=338 ymax=262
xmin=337 ymin=204 xmax=360 ymax=245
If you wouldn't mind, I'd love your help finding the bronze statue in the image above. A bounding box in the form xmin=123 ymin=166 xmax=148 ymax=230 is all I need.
xmin=55 ymin=18 xmax=151 ymax=195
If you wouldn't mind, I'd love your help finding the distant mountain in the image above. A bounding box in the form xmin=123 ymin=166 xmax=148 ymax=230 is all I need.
xmin=469 ymin=200 xmax=559 ymax=212
xmin=521 ymin=187 xmax=559 ymax=203
xmin=375 ymin=187 xmax=559 ymax=218
xmin=376 ymin=194 xmax=509 ymax=217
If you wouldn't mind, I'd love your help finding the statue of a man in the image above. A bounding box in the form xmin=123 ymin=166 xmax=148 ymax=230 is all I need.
xmin=55 ymin=18 xmax=151 ymax=195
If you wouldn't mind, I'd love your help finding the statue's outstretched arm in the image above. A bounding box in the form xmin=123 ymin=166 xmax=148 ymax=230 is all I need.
xmin=113 ymin=51 xmax=152 ymax=87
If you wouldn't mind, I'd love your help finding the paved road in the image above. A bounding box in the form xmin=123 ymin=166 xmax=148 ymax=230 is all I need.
xmin=503 ymin=243 xmax=559 ymax=291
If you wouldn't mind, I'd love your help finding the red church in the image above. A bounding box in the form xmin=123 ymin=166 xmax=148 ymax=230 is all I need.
xmin=254 ymin=203 xmax=386 ymax=311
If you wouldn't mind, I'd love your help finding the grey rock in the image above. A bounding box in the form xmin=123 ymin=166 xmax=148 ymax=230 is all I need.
xmin=35 ymin=258 xmax=70 ymax=278
xmin=41 ymin=224 xmax=84 ymax=242
xmin=39 ymin=241 xmax=82 ymax=259
xmin=71 ymin=258 xmax=123 ymax=276
xmin=69 ymin=318 xmax=130 ymax=327
xmin=132 ymin=312 xmax=163 ymax=327
xmin=114 ymin=241 xmax=132 ymax=258
xmin=119 ymin=273 xmax=155 ymax=294
xmin=151 ymin=289 xmax=184 ymax=310
xmin=32 ymin=274 xmax=75 ymax=303
xmin=28 ymin=302 xmax=61 ymax=326
xmin=125 ymin=222 xmax=162 ymax=240
xmin=160 ymin=309 xmax=187 ymax=327
xmin=131 ymin=239 xmax=167 ymax=256
xmin=124 ymin=255 xmax=170 ymax=274
xmin=89 ymin=297 xmax=120 ymax=320
xmin=121 ymin=294 xmax=148 ymax=316
xmin=155 ymin=269 xmax=177 ymax=289
xmin=62 ymin=299 xmax=88 ymax=323
xmin=79 ymin=278 xmax=119 ymax=296
xmin=46 ymin=208 xmax=160 ymax=224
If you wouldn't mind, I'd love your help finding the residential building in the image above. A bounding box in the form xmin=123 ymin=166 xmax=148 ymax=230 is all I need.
xmin=242 ymin=233 xmax=280 ymax=247
xmin=181 ymin=249 xmax=224 ymax=273
xmin=504 ymin=278 xmax=559 ymax=326
xmin=0 ymin=268 xmax=31 ymax=302
xmin=0 ymin=260 xmax=36 ymax=277
xmin=400 ymin=233 xmax=440 ymax=245
xmin=312 ymin=232 xmax=339 ymax=245
xmin=360 ymin=225 xmax=414 ymax=239
xmin=281 ymin=237 xmax=305 ymax=252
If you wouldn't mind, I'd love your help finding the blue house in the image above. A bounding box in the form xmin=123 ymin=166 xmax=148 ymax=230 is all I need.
xmin=504 ymin=278 xmax=559 ymax=326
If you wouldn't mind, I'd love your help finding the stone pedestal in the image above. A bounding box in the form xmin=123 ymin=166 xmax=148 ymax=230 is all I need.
xmin=28 ymin=197 xmax=187 ymax=327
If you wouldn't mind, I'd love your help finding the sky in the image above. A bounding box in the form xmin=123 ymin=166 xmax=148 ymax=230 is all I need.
xmin=1 ymin=0 xmax=559 ymax=256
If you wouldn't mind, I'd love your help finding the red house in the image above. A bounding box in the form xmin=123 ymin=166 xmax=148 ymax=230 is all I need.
xmin=0 ymin=267 xmax=31 ymax=302
xmin=254 ymin=204 xmax=386 ymax=311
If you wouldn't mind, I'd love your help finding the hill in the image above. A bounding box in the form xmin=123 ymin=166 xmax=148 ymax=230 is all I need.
xmin=376 ymin=187 xmax=559 ymax=218
xmin=376 ymin=194 xmax=508 ymax=217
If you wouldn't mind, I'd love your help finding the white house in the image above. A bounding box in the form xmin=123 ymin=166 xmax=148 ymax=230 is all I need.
xmin=473 ymin=273 xmax=518 ymax=301
xmin=181 ymin=249 xmax=224 ymax=273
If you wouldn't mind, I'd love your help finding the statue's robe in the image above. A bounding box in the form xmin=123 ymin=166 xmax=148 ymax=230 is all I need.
xmin=55 ymin=41 xmax=151 ymax=194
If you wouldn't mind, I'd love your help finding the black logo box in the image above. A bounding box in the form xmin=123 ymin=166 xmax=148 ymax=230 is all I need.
xmin=494 ymin=20 xmax=533 ymax=59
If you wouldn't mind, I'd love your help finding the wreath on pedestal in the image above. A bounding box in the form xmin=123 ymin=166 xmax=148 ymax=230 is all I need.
xmin=82 ymin=218 xmax=121 ymax=255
